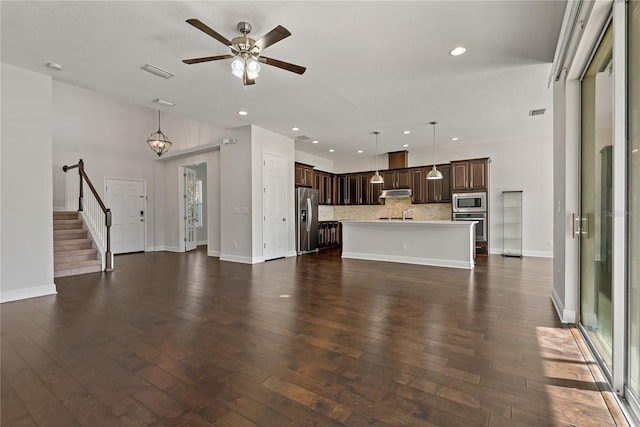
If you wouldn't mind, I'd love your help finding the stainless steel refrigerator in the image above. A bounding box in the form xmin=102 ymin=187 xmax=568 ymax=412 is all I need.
xmin=296 ymin=187 xmax=319 ymax=254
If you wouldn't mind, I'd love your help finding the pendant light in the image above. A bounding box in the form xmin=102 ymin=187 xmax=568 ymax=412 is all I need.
xmin=426 ymin=121 xmax=443 ymax=180
xmin=370 ymin=131 xmax=384 ymax=184
xmin=147 ymin=110 xmax=173 ymax=157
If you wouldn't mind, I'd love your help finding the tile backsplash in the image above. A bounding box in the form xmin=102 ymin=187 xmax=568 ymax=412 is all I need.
xmin=318 ymin=199 xmax=451 ymax=221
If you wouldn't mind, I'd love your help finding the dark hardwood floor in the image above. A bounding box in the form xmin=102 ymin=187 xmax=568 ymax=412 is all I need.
xmin=1 ymin=248 xmax=625 ymax=426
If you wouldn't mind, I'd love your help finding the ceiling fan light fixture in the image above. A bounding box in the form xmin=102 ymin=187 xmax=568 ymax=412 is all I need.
xmin=231 ymin=57 xmax=245 ymax=78
xmin=246 ymin=58 xmax=261 ymax=79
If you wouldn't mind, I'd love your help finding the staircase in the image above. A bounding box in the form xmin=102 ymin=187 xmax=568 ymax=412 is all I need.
xmin=54 ymin=211 xmax=102 ymax=278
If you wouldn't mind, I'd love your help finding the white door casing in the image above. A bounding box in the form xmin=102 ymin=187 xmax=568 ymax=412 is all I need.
xmin=184 ymin=167 xmax=197 ymax=252
xmin=263 ymin=152 xmax=287 ymax=260
xmin=105 ymin=178 xmax=145 ymax=254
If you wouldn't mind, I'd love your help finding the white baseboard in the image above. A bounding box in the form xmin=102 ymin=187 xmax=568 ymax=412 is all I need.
xmin=196 ymin=240 xmax=208 ymax=246
xmin=53 ymin=206 xmax=68 ymax=212
xmin=219 ymin=254 xmax=264 ymax=264
xmin=551 ymin=288 xmax=576 ymax=324
xmin=208 ymin=250 xmax=220 ymax=257
xmin=1 ymin=284 xmax=57 ymax=303
xmin=286 ymin=250 xmax=297 ymax=258
xmin=163 ymin=246 xmax=182 ymax=253
xmin=523 ymin=250 xmax=553 ymax=258
xmin=489 ymin=249 xmax=553 ymax=258
xmin=341 ymin=252 xmax=474 ymax=270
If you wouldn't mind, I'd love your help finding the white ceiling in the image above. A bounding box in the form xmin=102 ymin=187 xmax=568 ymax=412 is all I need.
xmin=0 ymin=1 xmax=566 ymax=159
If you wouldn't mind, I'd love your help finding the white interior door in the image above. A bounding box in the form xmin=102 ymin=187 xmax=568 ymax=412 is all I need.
xmin=105 ymin=178 xmax=145 ymax=254
xmin=263 ymin=153 xmax=287 ymax=260
xmin=184 ymin=167 xmax=197 ymax=252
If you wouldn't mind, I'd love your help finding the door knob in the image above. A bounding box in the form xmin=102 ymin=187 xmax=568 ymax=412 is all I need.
xmin=282 ymin=218 xmax=286 ymax=221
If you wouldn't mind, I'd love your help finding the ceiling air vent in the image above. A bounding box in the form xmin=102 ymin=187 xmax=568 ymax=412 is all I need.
xmin=529 ymin=108 xmax=546 ymax=117
xmin=295 ymin=135 xmax=313 ymax=142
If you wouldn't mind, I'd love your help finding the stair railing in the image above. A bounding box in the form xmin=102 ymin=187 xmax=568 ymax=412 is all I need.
xmin=62 ymin=159 xmax=113 ymax=271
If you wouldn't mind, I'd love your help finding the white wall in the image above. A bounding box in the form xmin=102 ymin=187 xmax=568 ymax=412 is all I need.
xmin=52 ymin=81 xmax=226 ymax=251
xmin=1 ymin=63 xmax=56 ymax=302
xmin=295 ymin=150 xmax=334 ymax=172
xmin=220 ymin=126 xmax=253 ymax=263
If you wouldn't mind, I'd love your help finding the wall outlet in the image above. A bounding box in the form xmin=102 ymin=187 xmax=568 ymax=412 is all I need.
xmin=233 ymin=207 xmax=239 ymax=214
xmin=233 ymin=242 xmax=238 ymax=249
xmin=548 ymin=240 xmax=553 ymax=248
xmin=402 ymin=242 xmax=407 ymax=250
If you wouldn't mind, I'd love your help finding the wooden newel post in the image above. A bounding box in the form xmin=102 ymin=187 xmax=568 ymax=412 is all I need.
xmin=105 ymin=209 xmax=113 ymax=272
xmin=78 ymin=159 xmax=84 ymax=211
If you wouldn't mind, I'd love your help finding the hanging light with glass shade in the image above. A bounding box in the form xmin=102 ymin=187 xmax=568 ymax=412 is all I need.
xmin=147 ymin=110 xmax=173 ymax=157
xmin=370 ymin=131 xmax=384 ymax=184
xmin=426 ymin=121 xmax=443 ymax=180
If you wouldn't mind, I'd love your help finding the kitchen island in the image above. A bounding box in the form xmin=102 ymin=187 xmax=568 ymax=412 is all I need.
xmin=341 ymin=220 xmax=477 ymax=269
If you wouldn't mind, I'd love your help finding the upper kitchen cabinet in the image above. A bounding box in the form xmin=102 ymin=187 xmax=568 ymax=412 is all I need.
xmin=295 ymin=162 xmax=314 ymax=187
xmin=411 ymin=168 xmax=427 ymax=203
xmin=427 ymin=164 xmax=452 ymax=202
xmin=314 ymin=170 xmax=334 ymax=205
xmin=382 ymin=169 xmax=411 ymax=190
xmin=451 ymin=158 xmax=489 ymax=192
xmin=336 ymin=172 xmax=378 ymax=205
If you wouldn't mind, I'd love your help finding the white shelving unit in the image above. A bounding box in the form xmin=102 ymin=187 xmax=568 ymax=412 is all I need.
xmin=502 ymin=191 xmax=522 ymax=258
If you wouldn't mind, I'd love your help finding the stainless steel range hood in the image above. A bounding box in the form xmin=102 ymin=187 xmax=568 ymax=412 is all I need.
xmin=379 ymin=188 xmax=412 ymax=199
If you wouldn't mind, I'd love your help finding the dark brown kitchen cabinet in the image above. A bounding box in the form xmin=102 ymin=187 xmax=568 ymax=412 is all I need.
xmin=336 ymin=172 xmax=377 ymax=205
xmin=451 ymin=158 xmax=489 ymax=192
xmin=411 ymin=168 xmax=427 ymax=203
xmin=313 ymin=170 xmax=334 ymax=205
xmin=295 ymin=162 xmax=314 ymax=187
xmin=336 ymin=175 xmax=347 ymax=205
xmin=426 ymin=164 xmax=451 ymax=202
xmin=382 ymin=169 xmax=411 ymax=190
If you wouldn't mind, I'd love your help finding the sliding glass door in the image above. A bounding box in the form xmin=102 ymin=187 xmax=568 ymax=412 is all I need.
xmin=580 ymin=22 xmax=614 ymax=373
xmin=627 ymin=0 xmax=640 ymax=414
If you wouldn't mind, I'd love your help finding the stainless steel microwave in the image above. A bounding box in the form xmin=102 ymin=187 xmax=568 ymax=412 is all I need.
xmin=452 ymin=192 xmax=487 ymax=213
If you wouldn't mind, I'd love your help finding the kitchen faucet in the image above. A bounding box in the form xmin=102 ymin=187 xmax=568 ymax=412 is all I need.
xmin=402 ymin=208 xmax=415 ymax=221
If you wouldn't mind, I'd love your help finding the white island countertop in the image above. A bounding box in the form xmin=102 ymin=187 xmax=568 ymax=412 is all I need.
xmin=340 ymin=219 xmax=477 ymax=269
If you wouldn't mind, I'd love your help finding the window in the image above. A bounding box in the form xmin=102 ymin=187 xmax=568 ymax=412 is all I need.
xmin=194 ymin=179 xmax=203 ymax=227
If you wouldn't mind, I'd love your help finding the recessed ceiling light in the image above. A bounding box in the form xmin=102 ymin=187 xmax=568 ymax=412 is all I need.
xmin=46 ymin=62 xmax=63 ymax=71
xmin=357 ymin=150 xmax=364 ymax=153
xmin=449 ymin=46 xmax=467 ymax=56
xmin=329 ymin=149 xmax=335 ymax=153
xmin=633 ymin=148 xmax=639 ymax=154
xmin=238 ymin=111 xmax=248 ymax=116
xmin=451 ymin=137 xmax=459 ymax=141
xmin=402 ymin=130 xmax=411 ymax=135
xmin=292 ymin=127 xmax=299 ymax=131
xmin=312 ymin=140 xmax=319 ymax=144
xmin=402 ymin=144 xmax=409 ymax=148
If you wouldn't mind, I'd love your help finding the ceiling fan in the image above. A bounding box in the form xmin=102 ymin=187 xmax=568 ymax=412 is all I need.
xmin=182 ymin=19 xmax=306 ymax=86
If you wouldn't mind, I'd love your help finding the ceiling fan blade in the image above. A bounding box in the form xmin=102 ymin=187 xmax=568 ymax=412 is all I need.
xmin=254 ymin=25 xmax=291 ymax=50
xmin=259 ymin=56 xmax=306 ymax=75
xmin=182 ymin=54 xmax=234 ymax=65
xmin=186 ymin=19 xmax=232 ymax=46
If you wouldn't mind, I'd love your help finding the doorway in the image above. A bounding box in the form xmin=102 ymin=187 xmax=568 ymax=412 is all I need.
xmin=105 ymin=177 xmax=146 ymax=254
xmin=180 ymin=162 xmax=208 ymax=252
